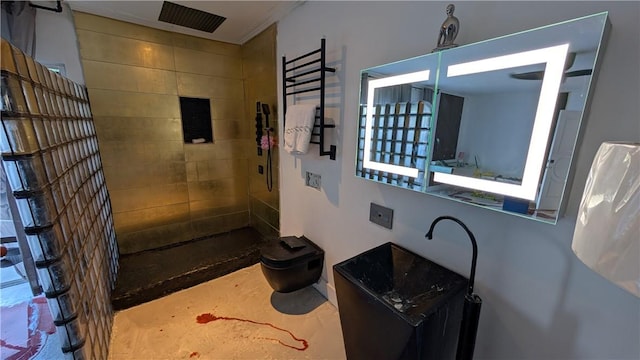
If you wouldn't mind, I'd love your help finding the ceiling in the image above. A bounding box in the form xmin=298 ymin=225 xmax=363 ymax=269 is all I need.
xmin=65 ymin=0 xmax=304 ymax=44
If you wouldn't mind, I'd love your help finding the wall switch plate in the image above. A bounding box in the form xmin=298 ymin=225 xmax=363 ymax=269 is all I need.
xmin=370 ymin=203 xmax=393 ymax=229
xmin=258 ymin=165 xmax=264 ymax=174
xmin=305 ymin=171 xmax=321 ymax=190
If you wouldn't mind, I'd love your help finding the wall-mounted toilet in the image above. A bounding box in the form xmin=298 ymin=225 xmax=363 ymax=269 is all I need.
xmin=260 ymin=236 xmax=324 ymax=293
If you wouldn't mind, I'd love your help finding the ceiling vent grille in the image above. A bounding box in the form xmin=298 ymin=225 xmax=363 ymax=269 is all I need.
xmin=158 ymin=1 xmax=226 ymax=33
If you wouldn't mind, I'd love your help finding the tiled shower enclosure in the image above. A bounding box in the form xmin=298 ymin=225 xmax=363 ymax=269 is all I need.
xmin=1 ymin=39 xmax=118 ymax=359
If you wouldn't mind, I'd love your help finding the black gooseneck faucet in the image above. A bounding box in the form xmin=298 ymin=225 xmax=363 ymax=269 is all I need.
xmin=426 ymin=216 xmax=477 ymax=296
xmin=426 ymin=215 xmax=482 ymax=360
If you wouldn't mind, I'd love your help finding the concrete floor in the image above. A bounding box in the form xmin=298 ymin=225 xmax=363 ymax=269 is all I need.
xmin=108 ymin=264 xmax=346 ymax=359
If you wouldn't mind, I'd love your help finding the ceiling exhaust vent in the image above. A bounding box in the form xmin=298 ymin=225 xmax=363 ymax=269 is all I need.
xmin=158 ymin=1 xmax=226 ymax=33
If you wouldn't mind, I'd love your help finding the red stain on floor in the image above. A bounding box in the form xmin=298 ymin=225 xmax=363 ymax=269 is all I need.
xmin=196 ymin=312 xmax=309 ymax=351
xmin=189 ymin=351 xmax=199 ymax=358
xmin=1 ymin=296 xmax=56 ymax=360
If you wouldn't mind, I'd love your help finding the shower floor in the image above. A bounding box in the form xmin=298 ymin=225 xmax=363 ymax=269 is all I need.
xmin=111 ymin=227 xmax=267 ymax=310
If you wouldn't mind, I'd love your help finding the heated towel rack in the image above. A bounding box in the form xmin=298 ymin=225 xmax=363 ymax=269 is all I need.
xmin=283 ymin=38 xmax=336 ymax=160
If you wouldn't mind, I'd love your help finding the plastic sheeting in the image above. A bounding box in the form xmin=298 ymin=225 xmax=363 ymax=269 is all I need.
xmin=572 ymin=142 xmax=640 ymax=297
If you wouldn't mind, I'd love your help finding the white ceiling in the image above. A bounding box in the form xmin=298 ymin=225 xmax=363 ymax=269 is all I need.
xmin=65 ymin=0 xmax=304 ymax=44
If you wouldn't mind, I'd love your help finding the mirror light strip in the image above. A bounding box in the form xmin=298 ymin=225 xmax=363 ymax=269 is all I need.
xmin=435 ymin=44 xmax=570 ymax=200
xmin=363 ymin=70 xmax=430 ymax=178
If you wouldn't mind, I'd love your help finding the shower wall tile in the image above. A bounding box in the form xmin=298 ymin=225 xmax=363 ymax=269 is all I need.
xmin=109 ymin=183 xmax=189 ymax=212
xmin=176 ymin=73 xmax=244 ymax=100
xmin=212 ymin=120 xmax=246 ymax=140
xmin=242 ymin=24 xmax=280 ymax=238
xmin=250 ymin=196 xmax=279 ymax=230
xmin=191 ymin=211 xmax=250 ymax=239
xmin=187 ymin=178 xmax=246 ymax=202
xmin=117 ymin=221 xmax=193 ymax=254
xmin=98 ymin=140 xmax=186 ymax=166
xmin=103 ymin=162 xmax=186 ymax=189
xmin=75 ymin=11 xmax=255 ymax=253
xmin=210 ymin=98 xmax=246 ymax=120
xmin=174 ymin=48 xmax=242 ymax=78
xmin=185 ymin=162 xmax=197 ymax=182
xmin=184 ymin=140 xmax=250 ymax=162
xmin=87 ymin=89 xmax=180 ymax=118
xmin=251 ymin=189 xmax=280 ymax=210
xmin=249 ymin=213 xmax=279 ymax=240
xmin=93 ymin=117 xmax=182 ymax=142
xmin=214 ymin=139 xmax=251 ymax=160
xmin=82 ymin=61 xmax=177 ymax=95
xmin=170 ymin=33 xmax=241 ymax=57
xmin=189 ymin=199 xmax=248 ymax=220
xmin=74 ymin=12 xmax=174 ymax=46
xmin=249 ymin=166 xmax=279 ymax=194
xmin=194 ymin=158 xmax=248 ymax=182
xmin=75 ymin=30 xmax=175 ymax=71
xmin=113 ymin=203 xmax=190 ymax=234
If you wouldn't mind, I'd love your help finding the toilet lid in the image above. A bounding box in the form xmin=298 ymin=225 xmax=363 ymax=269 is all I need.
xmin=261 ymin=236 xmax=320 ymax=268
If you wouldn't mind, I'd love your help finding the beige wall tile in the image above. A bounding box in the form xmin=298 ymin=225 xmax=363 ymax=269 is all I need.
xmin=76 ymin=15 xmax=278 ymax=250
xmin=213 ymin=120 xmax=247 ymax=140
xmin=249 ymin=213 xmax=279 ymax=239
xmin=189 ymin=198 xmax=249 ymax=220
xmin=250 ymin=196 xmax=279 ymax=229
xmin=110 ymin=183 xmax=189 ymax=212
xmin=185 ymin=162 xmax=198 ymax=182
xmin=82 ymin=61 xmax=177 ymax=95
xmin=117 ymin=221 xmax=193 ymax=254
xmin=73 ymin=12 xmax=174 ymax=45
xmin=76 ymin=30 xmax=175 ymax=70
xmin=183 ymin=143 xmax=216 ymax=162
xmin=191 ymin=211 xmax=249 ymax=239
xmin=187 ymin=177 xmax=247 ymax=202
xmin=210 ymin=98 xmax=245 ymax=120
xmin=93 ymin=117 xmax=182 ymax=142
xmin=113 ymin=203 xmax=190 ymax=234
xmin=173 ymin=47 xmax=242 ymax=78
xmin=171 ymin=33 xmax=241 ymax=57
xmin=176 ymin=72 xmax=244 ymax=99
xmin=103 ymin=162 xmax=186 ymax=190
xmin=87 ymin=89 xmax=180 ymax=118
xmin=98 ymin=140 xmax=147 ymax=166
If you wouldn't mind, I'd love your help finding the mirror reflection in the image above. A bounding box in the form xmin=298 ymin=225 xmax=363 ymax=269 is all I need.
xmin=356 ymin=12 xmax=610 ymax=224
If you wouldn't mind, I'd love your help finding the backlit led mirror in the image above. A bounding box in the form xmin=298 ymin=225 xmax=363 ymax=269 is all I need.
xmin=356 ymin=12 xmax=610 ymax=224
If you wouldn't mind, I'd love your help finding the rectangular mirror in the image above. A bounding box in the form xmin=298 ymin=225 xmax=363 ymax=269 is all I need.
xmin=356 ymin=12 xmax=610 ymax=224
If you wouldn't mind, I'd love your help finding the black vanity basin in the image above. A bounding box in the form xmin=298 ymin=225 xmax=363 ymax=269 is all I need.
xmin=334 ymin=242 xmax=467 ymax=359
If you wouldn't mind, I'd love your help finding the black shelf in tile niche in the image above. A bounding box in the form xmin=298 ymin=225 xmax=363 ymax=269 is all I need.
xmin=180 ymin=96 xmax=212 ymax=143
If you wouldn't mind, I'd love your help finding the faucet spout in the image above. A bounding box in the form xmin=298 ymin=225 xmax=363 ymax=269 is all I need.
xmin=425 ymin=215 xmax=478 ymax=296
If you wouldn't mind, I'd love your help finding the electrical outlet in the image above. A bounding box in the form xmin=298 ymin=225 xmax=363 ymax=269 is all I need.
xmin=258 ymin=165 xmax=264 ymax=174
xmin=305 ymin=171 xmax=321 ymax=190
xmin=370 ymin=203 xmax=393 ymax=229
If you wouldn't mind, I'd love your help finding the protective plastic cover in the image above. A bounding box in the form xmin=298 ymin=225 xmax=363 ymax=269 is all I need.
xmin=572 ymin=142 xmax=640 ymax=297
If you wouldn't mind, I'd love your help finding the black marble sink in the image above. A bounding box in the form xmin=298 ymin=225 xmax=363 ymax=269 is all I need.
xmin=334 ymin=242 xmax=467 ymax=359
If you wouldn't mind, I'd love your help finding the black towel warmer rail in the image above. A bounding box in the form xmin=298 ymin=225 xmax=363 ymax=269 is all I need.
xmin=282 ymin=38 xmax=337 ymax=160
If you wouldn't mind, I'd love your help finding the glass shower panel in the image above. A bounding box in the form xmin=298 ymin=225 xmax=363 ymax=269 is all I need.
xmin=1 ymin=38 xmax=119 ymax=360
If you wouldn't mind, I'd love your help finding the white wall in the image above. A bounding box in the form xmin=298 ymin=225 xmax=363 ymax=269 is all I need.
xmin=34 ymin=4 xmax=85 ymax=84
xmin=458 ymin=91 xmax=537 ymax=178
xmin=278 ymin=1 xmax=639 ymax=359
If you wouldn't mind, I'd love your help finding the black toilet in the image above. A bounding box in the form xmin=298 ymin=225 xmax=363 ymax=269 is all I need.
xmin=260 ymin=236 xmax=324 ymax=293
